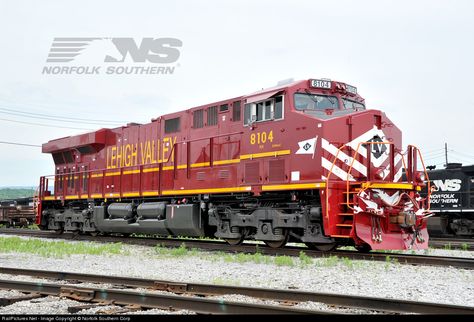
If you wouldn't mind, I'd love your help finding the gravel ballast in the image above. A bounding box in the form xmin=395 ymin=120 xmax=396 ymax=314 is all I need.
xmin=0 ymin=235 xmax=472 ymax=314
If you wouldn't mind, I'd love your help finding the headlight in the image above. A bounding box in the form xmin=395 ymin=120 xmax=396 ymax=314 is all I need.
xmin=415 ymin=171 xmax=425 ymax=183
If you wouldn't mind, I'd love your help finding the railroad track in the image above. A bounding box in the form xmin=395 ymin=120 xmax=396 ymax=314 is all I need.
xmin=0 ymin=267 xmax=472 ymax=314
xmin=429 ymin=237 xmax=474 ymax=251
xmin=0 ymin=279 xmax=318 ymax=314
xmin=1 ymin=229 xmax=473 ymax=270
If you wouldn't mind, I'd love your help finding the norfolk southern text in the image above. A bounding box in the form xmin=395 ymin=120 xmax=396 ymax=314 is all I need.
xmin=42 ymin=65 xmax=176 ymax=75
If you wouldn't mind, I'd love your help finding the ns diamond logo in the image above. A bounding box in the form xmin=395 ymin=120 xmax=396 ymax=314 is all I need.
xmin=43 ymin=37 xmax=182 ymax=75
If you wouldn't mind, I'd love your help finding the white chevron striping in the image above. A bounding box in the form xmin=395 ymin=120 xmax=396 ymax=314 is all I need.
xmin=321 ymin=157 xmax=355 ymax=181
xmin=394 ymin=166 xmax=404 ymax=182
xmin=321 ymin=138 xmax=367 ymax=176
xmin=381 ymin=154 xmax=403 ymax=179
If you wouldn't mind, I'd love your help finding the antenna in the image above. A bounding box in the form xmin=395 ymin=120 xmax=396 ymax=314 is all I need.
xmin=444 ymin=142 xmax=448 ymax=167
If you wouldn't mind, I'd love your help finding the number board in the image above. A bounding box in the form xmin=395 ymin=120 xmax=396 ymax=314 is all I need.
xmin=310 ymin=79 xmax=331 ymax=89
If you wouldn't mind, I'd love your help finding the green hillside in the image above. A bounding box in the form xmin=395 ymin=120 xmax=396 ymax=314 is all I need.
xmin=0 ymin=188 xmax=36 ymax=200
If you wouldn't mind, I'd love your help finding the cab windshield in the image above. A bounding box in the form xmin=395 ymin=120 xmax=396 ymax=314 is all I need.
xmin=342 ymin=98 xmax=365 ymax=111
xmin=294 ymin=93 xmax=339 ymax=111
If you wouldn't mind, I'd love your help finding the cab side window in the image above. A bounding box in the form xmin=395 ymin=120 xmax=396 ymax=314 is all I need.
xmin=244 ymin=96 xmax=284 ymax=125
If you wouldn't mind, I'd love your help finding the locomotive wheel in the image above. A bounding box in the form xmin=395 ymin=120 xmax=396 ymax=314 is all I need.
xmin=224 ymin=236 xmax=245 ymax=246
xmin=264 ymin=231 xmax=289 ymax=248
xmin=305 ymin=242 xmax=337 ymax=252
xmin=440 ymin=216 xmax=450 ymax=235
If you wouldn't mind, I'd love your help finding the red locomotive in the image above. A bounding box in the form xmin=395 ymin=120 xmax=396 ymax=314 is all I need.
xmin=37 ymin=79 xmax=432 ymax=251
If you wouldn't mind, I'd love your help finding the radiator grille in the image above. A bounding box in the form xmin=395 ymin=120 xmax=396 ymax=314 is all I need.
xmin=268 ymin=159 xmax=285 ymax=182
xmin=218 ymin=170 xmax=230 ymax=179
xmin=244 ymin=162 xmax=259 ymax=184
xmin=196 ymin=172 xmax=206 ymax=181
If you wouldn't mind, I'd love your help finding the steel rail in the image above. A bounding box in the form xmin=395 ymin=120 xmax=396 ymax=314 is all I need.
xmin=0 ymin=267 xmax=473 ymax=314
xmin=0 ymin=279 xmax=324 ymax=315
xmin=1 ymin=229 xmax=473 ymax=269
xmin=429 ymin=238 xmax=474 ymax=250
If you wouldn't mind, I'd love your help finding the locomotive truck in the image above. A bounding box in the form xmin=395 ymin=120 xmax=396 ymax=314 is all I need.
xmin=37 ymin=79 xmax=432 ymax=251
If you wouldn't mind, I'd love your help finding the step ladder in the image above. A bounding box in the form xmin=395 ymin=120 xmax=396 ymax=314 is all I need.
xmin=330 ymin=184 xmax=360 ymax=238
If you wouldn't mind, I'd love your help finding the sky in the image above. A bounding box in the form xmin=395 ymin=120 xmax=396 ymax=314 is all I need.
xmin=0 ymin=0 xmax=473 ymax=186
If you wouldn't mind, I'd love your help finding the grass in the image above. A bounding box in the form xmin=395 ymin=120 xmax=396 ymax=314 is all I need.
xmin=461 ymin=243 xmax=469 ymax=251
xmin=274 ymin=255 xmax=294 ymax=267
xmin=222 ymin=252 xmax=272 ymax=265
xmin=299 ymin=251 xmax=313 ymax=267
xmin=0 ymin=236 xmax=124 ymax=258
xmin=384 ymin=255 xmax=399 ymax=270
xmin=154 ymin=242 xmax=199 ymax=257
xmin=318 ymin=255 xmax=340 ymax=267
xmin=154 ymin=243 xmax=301 ymax=267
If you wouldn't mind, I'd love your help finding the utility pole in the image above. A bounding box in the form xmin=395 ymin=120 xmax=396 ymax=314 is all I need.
xmin=444 ymin=142 xmax=448 ymax=167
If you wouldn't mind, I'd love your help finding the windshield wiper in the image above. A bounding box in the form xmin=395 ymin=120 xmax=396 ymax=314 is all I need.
xmin=304 ymin=89 xmax=337 ymax=109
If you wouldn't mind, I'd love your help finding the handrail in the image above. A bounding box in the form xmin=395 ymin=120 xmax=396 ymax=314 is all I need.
xmin=410 ymin=144 xmax=432 ymax=211
xmin=324 ymin=141 xmax=429 ymax=219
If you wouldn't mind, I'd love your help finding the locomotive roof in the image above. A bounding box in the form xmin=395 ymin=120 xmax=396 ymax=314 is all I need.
xmin=428 ymin=164 xmax=474 ymax=174
xmin=42 ymin=78 xmax=359 ymax=153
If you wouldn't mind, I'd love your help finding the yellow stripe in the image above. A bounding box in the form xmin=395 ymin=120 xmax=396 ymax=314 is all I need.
xmin=143 ymin=167 xmax=159 ymax=173
xmin=362 ymin=182 xmax=420 ymax=190
xmin=105 ymin=172 xmax=121 ymax=177
xmin=162 ymin=186 xmax=251 ymax=195
xmin=105 ymin=193 xmax=120 ymax=197
xmin=262 ymin=182 xmax=326 ymax=191
xmin=84 ymin=151 xmax=289 ymax=178
xmin=43 ymin=196 xmax=56 ymax=200
xmin=91 ymin=193 xmax=103 ymax=198
xmin=214 ymin=159 xmax=240 ymax=165
xmin=240 ymin=149 xmax=291 ymax=160
xmin=65 ymin=195 xmax=79 ymax=200
xmin=123 ymin=170 xmax=140 ymax=175
xmin=190 ymin=162 xmax=210 ymax=168
xmin=80 ymin=194 xmax=89 ymax=199
xmin=142 ymin=191 xmax=159 ymax=196
xmin=122 ymin=192 xmax=140 ymax=197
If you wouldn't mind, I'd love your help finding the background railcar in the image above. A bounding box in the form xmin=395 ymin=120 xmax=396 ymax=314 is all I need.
xmin=0 ymin=197 xmax=36 ymax=227
xmin=422 ymin=163 xmax=474 ymax=237
xmin=37 ymin=79 xmax=431 ymax=251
